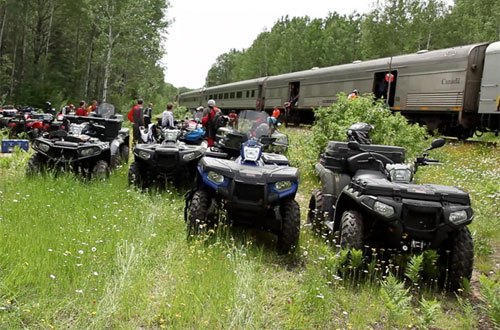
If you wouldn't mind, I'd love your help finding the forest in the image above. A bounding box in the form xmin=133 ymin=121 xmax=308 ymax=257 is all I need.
xmin=0 ymin=0 xmax=499 ymax=110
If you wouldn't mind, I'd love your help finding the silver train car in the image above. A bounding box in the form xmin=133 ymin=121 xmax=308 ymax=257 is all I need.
xmin=179 ymin=41 xmax=500 ymax=137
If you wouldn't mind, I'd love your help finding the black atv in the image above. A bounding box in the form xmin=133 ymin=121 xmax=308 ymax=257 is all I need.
xmin=308 ymin=138 xmax=474 ymax=290
xmin=26 ymin=103 xmax=129 ymax=179
xmin=128 ymin=126 xmax=206 ymax=189
xmin=214 ymin=110 xmax=288 ymax=158
xmin=185 ymin=138 xmax=300 ymax=254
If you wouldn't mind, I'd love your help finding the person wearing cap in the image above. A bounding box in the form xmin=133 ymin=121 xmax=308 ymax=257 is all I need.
xmin=144 ymin=103 xmax=153 ymax=126
xmin=348 ymin=89 xmax=359 ymax=100
xmin=201 ymin=99 xmax=221 ymax=147
xmin=194 ymin=106 xmax=204 ymax=121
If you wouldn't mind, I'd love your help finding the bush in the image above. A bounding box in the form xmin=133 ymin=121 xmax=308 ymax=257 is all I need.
xmin=301 ymin=93 xmax=429 ymax=175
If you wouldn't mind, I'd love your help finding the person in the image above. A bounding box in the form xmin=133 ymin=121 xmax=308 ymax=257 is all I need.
xmin=347 ymin=122 xmax=373 ymax=144
xmin=86 ymin=100 xmax=98 ymax=115
xmin=75 ymin=101 xmax=88 ymax=116
xmin=144 ymin=103 xmax=153 ymax=126
xmin=348 ymin=89 xmax=359 ymax=100
xmin=129 ymin=98 xmax=145 ymax=143
xmin=228 ymin=110 xmax=238 ymax=128
xmin=194 ymin=106 xmax=204 ymax=121
xmin=272 ymin=107 xmax=281 ymax=120
xmin=201 ymin=99 xmax=221 ymax=147
xmin=161 ymin=103 xmax=175 ymax=128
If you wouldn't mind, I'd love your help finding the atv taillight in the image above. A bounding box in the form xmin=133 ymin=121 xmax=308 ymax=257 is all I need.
xmin=8 ymin=122 xmax=16 ymax=128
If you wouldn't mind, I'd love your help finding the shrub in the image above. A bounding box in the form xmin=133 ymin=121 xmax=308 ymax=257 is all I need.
xmin=302 ymin=93 xmax=429 ymax=176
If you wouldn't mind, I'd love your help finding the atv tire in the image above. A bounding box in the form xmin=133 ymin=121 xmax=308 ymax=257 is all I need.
xmin=92 ymin=160 xmax=110 ymax=180
xmin=444 ymin=227 xmax=474 ymax=291
xmin=339 ymin=210 xmax=363 ymax=250
xmin=307 ymin=189 xmax=326 ymax=235
xmin=26 ymin=153 xmax=46 ymax=176
xmin=277 ymin=199 xmax=301 ymax=254
xmin=187 ymin=189 xmax=216 ymax=237
xmin=120 ymin=144 xmax=130 ymax=163
xmin=128 ymin=162 xmax=147 ymax=188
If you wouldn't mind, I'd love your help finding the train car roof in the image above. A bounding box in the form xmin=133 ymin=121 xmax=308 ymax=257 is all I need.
xmin=180 ymin=42 xmax=491 ymax=95
xmin=266 ymin=42 xmax=489 ymax=82
xmin=485 ymin=41 xmax=500 ymax=54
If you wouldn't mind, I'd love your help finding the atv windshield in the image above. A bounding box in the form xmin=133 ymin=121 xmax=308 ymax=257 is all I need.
xmin=95 ymin=103 xmax=115 ymax=118
xmin=234 ymin=110 xmax=270 ymax=139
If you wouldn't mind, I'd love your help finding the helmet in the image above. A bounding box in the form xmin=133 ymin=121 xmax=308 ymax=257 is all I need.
xmin=196 ymin=106 xmax=204 ymax=111
xmin=207 ymin=99 xmax=216 ymax=107
xmin=347 ymin=122 xmax=373 ymax=144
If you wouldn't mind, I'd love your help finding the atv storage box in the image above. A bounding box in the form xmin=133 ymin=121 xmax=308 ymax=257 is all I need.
xmin=349 ymin=177 xmax=471 ymax=204
xmin=320 ymin=141 xmax=405 ymax=173
xmin=261 ymin=153 xmax=289 ymax=165
xmin=2 ymin=139 xmax=29 ymax=153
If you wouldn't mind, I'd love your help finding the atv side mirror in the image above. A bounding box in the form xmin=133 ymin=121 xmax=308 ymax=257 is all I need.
xmin=428 ymin=138 xmax=445 ymax=150
xmin=347 ymin=141 xmax=361 ymax=151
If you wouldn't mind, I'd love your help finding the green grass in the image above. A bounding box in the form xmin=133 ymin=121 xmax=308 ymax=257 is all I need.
xmin=0 ymin=131 xmax=498 ymax=328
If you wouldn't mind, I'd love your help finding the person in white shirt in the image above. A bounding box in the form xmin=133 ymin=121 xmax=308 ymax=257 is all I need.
xmin=161 ymin=103 xmax=175 ymax=128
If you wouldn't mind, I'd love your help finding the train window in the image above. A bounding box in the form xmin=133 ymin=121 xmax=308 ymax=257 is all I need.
xmin=236 ymin=91 xmax=242 ymax=98
xmin=251 ymin=90 xmax=255 ymax=97
xmin=224 ymin=93 xmax=229 ymax=99
xmin=209 ymin=95 xmax=213 ymax=99
xmin=230 ymin=92 xmax=235 ymax=99
xmin=246 ymin=91 xmax=250 ymax=98
xmin=218 ymin=93 xmax=223 ymax=99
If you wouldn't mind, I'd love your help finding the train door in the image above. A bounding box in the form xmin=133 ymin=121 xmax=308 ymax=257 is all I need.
xmin=372 ymin=71 xmax=397 ymax=106
xmin=288 ymin=81 xmax=300 ymax=106
xmin=284 ymin=81 xmax=300 ymax=126
xmin=257 ymin=84 xmax=265 ymax=111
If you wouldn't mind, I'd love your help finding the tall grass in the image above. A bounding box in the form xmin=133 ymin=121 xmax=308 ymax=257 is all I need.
xmin=0 ymin=132 xmax=498 ymax=328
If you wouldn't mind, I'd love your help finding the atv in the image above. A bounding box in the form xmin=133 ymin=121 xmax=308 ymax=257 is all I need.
xmin=26 ymin=103 xmax=129 ymax=179
xmin=185 ymin=138 xmax=300 ymax=254
xmin=128 ymin=123 xmax=207 ymax=189
xmin=308 ymin=136 xmax=474 ymax=290
xmin=214 ymin=110 xmax=288 ymax=158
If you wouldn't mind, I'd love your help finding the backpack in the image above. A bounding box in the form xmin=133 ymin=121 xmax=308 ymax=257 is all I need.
xmin=211 ymin=111 xmax=226 ymax=131
xmin=127 ymin=107 xmax=135 ymax=122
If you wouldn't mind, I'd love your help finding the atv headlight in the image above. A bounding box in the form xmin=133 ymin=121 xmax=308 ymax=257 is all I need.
xmin=243 ymin=145 xmax=261 ymax=162
xmin=389 ymin=168 xmax=412 ymax=183
xmin=137 ymin=150 xmax=152 ymax=160
xmin=449 ymin=210 xmax=468 ymax=225
xmin=182 ymin=152 xmax=195 ymax=161
xmin=374 ymin=201 xmax=395 ymax=217
xmin=37 ymin=141 xmax=50 ymax=153
xmin=80 ymin=147 xmax=100 ymax=157
xmin=207 ymin=171 xmax=224 ymax=184
xmin=164 ymin=130 xmax=179 ymax=142
xmin=274 ymin=181 xmax=292 ymax=192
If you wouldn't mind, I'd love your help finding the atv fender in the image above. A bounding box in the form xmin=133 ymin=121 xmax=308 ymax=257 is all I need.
xmin=315 ymin=163 xmax=351 ymax=215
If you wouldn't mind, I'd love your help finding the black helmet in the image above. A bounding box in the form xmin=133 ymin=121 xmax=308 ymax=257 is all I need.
xmin=347 ymin=122 xmax=373 ymax=144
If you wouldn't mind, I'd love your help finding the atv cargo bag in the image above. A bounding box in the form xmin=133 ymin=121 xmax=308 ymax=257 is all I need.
xmin=321 ymin=141 xmax=405 ymax=173
xmin=350 ymin=177 xmax=470 ymax=204
xmin=2 ymin=139 xmax=29 ymax=153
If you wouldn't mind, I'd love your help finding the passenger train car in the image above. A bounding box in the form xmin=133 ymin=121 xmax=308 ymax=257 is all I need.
xmin=179 ymin=41 xmax=500 ymax=137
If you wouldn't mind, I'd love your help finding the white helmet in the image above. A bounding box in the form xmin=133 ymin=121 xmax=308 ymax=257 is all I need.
xmin=207 ymin=99 xmax=216 ymax=107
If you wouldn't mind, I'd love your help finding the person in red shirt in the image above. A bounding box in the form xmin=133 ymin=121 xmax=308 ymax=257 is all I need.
xmin=75 ymin=101 xmax=87 ymax=116
xmin=201 ymin=99 xmax=221 ymax=147
xmin=129 ymin=99 xmax=145 ymax=144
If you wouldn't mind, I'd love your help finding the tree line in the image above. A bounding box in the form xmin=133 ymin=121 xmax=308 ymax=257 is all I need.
xmin=205 ymin=0 xmax=500 ymax=87
xmin=0 ymin=0 xmax=178 ymax=111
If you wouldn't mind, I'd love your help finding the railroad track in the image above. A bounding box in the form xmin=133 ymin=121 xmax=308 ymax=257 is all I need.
xmin=443 ymin=137 xmax=498 ymax=147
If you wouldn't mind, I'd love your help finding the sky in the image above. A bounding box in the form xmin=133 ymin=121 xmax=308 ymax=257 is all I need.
xmin=162 ymin=0 xmax=378 ymax=89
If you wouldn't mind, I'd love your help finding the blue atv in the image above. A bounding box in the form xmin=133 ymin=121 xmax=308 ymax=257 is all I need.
xmin=185 ymin=139 xmax=301 ymax=254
